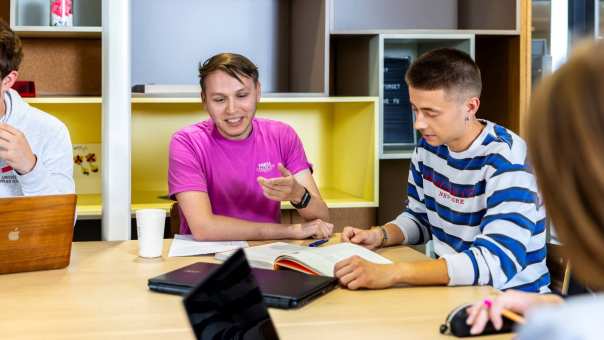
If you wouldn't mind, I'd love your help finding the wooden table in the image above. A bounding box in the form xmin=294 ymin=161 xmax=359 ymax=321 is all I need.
xmin=0 ymin=236 xmax=511 ymax=339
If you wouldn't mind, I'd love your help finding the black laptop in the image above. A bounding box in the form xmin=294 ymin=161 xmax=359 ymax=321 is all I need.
xmin=183 ymin=249 xmax=280 ymax=340
xmin=149 ymin=254 xmax=337 ymax=309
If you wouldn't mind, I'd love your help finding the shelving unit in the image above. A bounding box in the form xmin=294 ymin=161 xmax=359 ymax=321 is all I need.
xmin=7 ymin=0 xmax=106 ymax=224
xmin=331 ymin=33 xmax=474 ymax=159
xmin=12 ymin=26 xmax=101 ymax=38
xmin=10 ymin=0 xmax=101 ymax=37
xmin=24 ymin=98 xmax=101 ymax=219
xmin=10 ymin=0 xmax=102 ymax=27
xmin=7 ymin=0 xmax=532 ymax=235
xmin=131 ymin=0 xmax=328 ymax=95
xmin=330 ymin=0 xmax=519 ymax=34
xmin=11 ymin=2 xmax=105 ymax=221
xmin=328 ymin=0 xmax=530 ymax=223
xmin=8 ymin=0 xmax=102 ymax=96
xmin=25 ymin=96 xmax=379 ymax=220
xmin=131 ymin=96 xmax=379 ymax=218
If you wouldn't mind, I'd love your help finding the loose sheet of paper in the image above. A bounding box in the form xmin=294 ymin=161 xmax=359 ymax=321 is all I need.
xmin=168 ymin=234 xmax=248 ymax=257
xmin=215 ymin=242 xmax=306 ymax=267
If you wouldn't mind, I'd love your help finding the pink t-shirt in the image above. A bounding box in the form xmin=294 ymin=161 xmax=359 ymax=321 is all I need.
xmin=168 ymin=118 xmax=312 ymax=234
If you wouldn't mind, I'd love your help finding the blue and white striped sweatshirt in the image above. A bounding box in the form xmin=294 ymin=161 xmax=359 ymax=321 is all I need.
xmin=391 ymin=120 xmax=550 ymax=293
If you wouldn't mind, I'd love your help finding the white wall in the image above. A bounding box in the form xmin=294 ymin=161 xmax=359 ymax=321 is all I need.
xmin=131 ymin=0 xmax=290 ymax=92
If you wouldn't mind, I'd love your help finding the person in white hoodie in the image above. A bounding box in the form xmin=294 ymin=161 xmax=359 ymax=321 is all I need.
xmin=0 ymin=19 xmax=74 ymax=196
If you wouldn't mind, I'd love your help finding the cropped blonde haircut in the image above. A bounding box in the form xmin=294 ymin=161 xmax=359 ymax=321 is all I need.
xmin=198 ymin=53 xmax=258 ymax=93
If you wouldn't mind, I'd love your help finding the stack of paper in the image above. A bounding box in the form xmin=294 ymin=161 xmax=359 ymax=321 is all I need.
xmin=168 ymin=234 xmax=248 ymax=257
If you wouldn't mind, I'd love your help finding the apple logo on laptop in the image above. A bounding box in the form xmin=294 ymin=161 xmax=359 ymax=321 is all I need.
xmin=8 ymin=228 xmax=19 ymax=241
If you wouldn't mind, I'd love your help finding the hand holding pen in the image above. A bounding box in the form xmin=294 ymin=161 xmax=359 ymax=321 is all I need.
xmin=465 ymin=290 xmax=563 ymax=335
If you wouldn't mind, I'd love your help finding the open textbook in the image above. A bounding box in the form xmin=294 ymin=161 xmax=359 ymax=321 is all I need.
xmin=215 ymin=242 xmax=392 ymax=277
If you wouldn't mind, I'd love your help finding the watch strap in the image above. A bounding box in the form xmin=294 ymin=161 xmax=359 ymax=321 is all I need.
xmin=291 ymin=187 xmax=311 ymax=209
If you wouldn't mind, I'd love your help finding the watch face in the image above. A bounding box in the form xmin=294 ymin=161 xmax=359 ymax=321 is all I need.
xmin=301 ymin=188 xmax=311 ymax=207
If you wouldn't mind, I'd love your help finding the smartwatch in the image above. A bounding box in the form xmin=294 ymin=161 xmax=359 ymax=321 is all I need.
xmin=291 ymin=187 xmax=311 ymax=209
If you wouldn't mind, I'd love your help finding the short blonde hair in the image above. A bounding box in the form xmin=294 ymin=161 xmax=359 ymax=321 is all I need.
xmin=198 ymin=53 xmax=258 ymax=93
xmin=526 ymin=40 xmax=604 ymax=289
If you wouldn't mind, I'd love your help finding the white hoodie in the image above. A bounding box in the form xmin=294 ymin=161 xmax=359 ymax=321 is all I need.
xmin=0 ymin=89 xmax=74 ymax=196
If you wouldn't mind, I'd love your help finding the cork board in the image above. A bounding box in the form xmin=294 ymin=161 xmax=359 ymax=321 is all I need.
xmin=19 ymin=38 xmax=101 ymax=96
xmin=0 ymin=2 xmax=9 ymax=22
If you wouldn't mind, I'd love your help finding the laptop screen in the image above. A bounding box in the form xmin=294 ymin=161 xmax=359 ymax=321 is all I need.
xmin=182 ymin=249 xmax=280 ymax=340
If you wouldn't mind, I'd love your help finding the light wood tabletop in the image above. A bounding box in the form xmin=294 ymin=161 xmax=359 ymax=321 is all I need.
xmin=0 ymin=235 xmax=512 ymax=339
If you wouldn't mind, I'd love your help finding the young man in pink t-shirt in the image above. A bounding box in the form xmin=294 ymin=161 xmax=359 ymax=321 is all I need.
xmin=168 ymin=53 xmax=333 ymax=241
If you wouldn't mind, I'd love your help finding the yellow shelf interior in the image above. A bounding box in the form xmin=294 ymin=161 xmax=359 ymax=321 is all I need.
xmin=28 ymin=97 xmax=378 ymax=218
xmin=75 ymin=187 xmax=375 ymax=218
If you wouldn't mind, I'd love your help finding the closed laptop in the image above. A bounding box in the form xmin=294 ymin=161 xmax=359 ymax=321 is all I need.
xmin=0 ymin=194 xmax=77 ymax=275
xmin=149 ymin=255 xmax=338 ymax=309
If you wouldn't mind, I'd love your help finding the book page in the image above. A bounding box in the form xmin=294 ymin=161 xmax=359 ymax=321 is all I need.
xmin=276 ymin=251 xmax=335 ymax=276
xmin=215 ymin=242 xmax=306 ymax=270
xmin=311 ymin=243 xmax=392 ymax=265
xmin=277 ymin=243 xmax=392 ymax=277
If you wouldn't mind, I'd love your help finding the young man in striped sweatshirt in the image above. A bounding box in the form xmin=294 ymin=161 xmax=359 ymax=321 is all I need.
xmin=335 ymin=48 xmax=550 ymax=293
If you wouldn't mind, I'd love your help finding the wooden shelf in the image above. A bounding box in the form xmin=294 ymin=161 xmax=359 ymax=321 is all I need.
xmin=27 ymin=96 xmax=377 ymax=105
xmin=13 ymin=26 xmax=102 ymax=38
xmin=131 ymin=96 xmax=377 ymax=104
xmin=381 ymin=150 xmax=414 ymax=160
xmin=76 ymin=187 xmax=378 ymax=219
xmin=25 ymin=97 xmax=102 ymax=104
xmin=288 ymin=187 xmax=378 ymax=208
xmin=331 ymin=29 xmax=520 ymax=36
xmin=76 ymin=192 xmax=174 ymax=219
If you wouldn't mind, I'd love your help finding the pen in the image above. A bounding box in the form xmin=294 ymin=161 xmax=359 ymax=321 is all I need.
xmin=308 ymin=239 xmax=329 ymax=247
xmin=500 ymin=309 xmax=525 ymax=325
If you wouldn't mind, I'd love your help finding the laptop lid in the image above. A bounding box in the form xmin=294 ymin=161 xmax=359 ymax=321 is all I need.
xmin=183 ymin=249 xmax=280 ymax=340
xmin=150 ymin=255 xmax=338 ymax=309
xmin=0 ymin=194 xmax=77 ymax=274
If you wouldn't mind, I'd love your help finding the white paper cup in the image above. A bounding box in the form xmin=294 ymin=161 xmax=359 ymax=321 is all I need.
xmin=136 ymin=209 xmax=166 ymax=258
